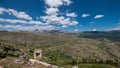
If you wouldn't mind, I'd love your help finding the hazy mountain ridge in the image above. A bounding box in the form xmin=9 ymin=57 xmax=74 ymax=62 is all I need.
xmin=78 ymin=30 xmax=120 ymax=41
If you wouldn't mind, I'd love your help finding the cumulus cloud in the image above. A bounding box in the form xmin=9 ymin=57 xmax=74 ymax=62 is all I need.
xmin=82 ymin=14 xmax=90 ymax=18
xmin=41 ymin=0 xmax=78 ymax=26
xmin=60 ymin=18 xmax=78 ymax=25
xmin=36 ymin=17 xmax=39 ymax=20
xmin=109 ymin=27 xmax=119 ymax=31
xmin=0 ymin=7 xmax=6 ymax=14
xmin=0 ymin=0 xmax=78 ymax=31
xmin=40 ymin=16 xmax=49 ymax=22
xmin=0 ymin=7 xmax=53 ymax=31
xmin=44 ymin=0 xmax=72 ymax=7
xmin=112 ymin=27 xmax=120 ymax=30
xmin=0 ymin=7 xmax=32 ymax=20
xmin=44 ymin=0 xmax=63 ymax=7
xmin=0 ymin=18 xmax=44 ymax=25
xmin=63 ymin=0 xmax=72 ymax=5
xmin=62 ymin=25 xmax=68 ymax=28
xmin=92 ymin=29 xmax=97 ymax=31
xmin=45 ymin=15 xmax=63 ymax=24
xmin=0 ymin=24 xmax=56 ymax=31
xmin=40 ymin=15 xmax=78 ymax=25
xmin=74 ymin=29 xmax=78 ymax=32
xmin=66 ymin=12 xmax=77 ymax=17
xmin=94 ymin=15 xmax=104 ymax=19
xmin=45 ymin=7 xmax=59 ymax=15
xmin=69 ymin=21 xmax=78 ymax=25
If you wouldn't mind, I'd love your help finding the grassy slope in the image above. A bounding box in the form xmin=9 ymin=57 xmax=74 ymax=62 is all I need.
xmin=64 ymin=64 xmax=116 ymax=68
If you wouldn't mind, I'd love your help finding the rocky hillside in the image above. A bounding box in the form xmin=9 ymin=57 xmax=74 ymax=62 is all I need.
xmin=0 ymin=31 xmax=119 ymax=68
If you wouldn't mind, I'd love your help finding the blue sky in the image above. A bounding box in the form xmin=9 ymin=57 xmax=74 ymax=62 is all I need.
xmin=0 ymin=0 xmax=120 ymax=32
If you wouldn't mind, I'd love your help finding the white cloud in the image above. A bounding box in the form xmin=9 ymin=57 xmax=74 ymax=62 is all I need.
xmin=111 ymin=24 xmax=120 ymax=30
xmin=0 ymin=24 xmax=56 ymax=31
xmin=82 ymin=14 xmax=90 ymax=18
xmin=61 ymin=18 xmax=78 ymax=25
xmin=60 ymin=17 xmax=70 ymax=25
xmin=110 ymin=21 xmax=120 ymax=31
xmin=41 ymin=0 xmax=78 ymax=26
xmin=0 ymin=0 xmax=78 ymax=31
xmin=40 ymin=15 xmax=78 ymax=25
xmin=45 ymin=0 xmax=63 ymax=7
xmin=62 ymin=25 xmax=68 ymax=28
xmin=0 ymin=7 xmax=61 ymax=31
xmin=0 ymin=18 xmax=44 ymax=25
xmin=8 ymin=9 xmax=32 ymax=20
xmin=0 ymin=7 xmax=6 ymax=14
xmin=63 ymin=0 xmax=72 ymax=5
xmin=94 ymin=15 xmax=104 ymax=19
xmin=112 ymin=27 xmax=120 ymax=30
xmin=69 ymin=21 xmax=78 ymax=25
xmin=74 ymin=29 xmax=78 ymax=32
xmin=45 ymin=7 xmax=59 ymax=15
xmin=92 ymin=29 xmax=97 ymax=31
xmin=44 ymin=0 xmax=72 ymax=7
xmin=0 ymin=18 xmax=26 ymax=24
xmin=0 ymin=7 xmax=32 ymax=20
xmin=113 ymin=27 xmax=120 ymax=30
xmin=39 ymin=0 xmax=79 ymax=30
xmin=66 ymin=12 xmax=77 ymax=17
xmin=45 ymin=15 xmax=63 ymax=24
xmin=36 ymin=17 xmax=39 ymax=20
xmin=40 ymin=16 xmax=49 ymax=21
xmin=29 ymin=21 xmax=44 ymax=25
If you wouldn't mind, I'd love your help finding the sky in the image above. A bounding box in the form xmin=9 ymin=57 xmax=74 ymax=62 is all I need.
xmin=0 ymin=0 xmax=120 ymax=32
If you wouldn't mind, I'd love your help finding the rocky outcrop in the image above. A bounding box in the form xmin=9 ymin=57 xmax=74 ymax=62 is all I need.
xmin=28 ymin=59 xmax=58 ymax=68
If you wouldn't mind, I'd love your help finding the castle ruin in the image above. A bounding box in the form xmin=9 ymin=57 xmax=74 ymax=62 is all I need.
xmin=34 ymin=49 xmax=42 ymax=59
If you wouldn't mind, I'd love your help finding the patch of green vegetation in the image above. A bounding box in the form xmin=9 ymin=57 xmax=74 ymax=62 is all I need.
xmin=42 ymin=50 xmax=73 ymax=66
xmin=64 ymin=64 xmax=116 ymax=68
xmin=0 ymin=40 xmax=35 ymax=59
xmin=78 ymin=64 xmax=116 ymax=68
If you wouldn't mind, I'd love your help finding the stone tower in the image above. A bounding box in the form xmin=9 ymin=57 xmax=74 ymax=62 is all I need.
xmin=34 ymin=49 xmax=42 ymax=59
